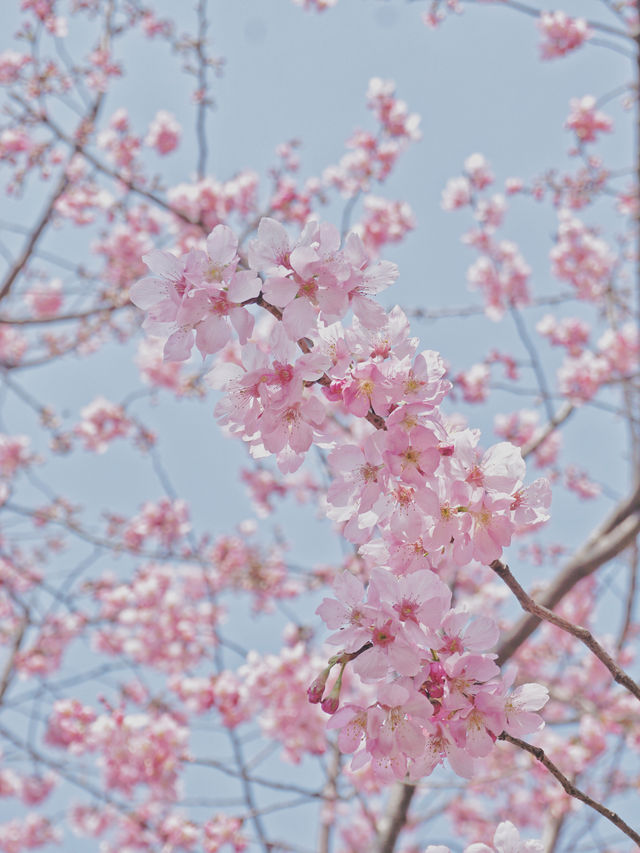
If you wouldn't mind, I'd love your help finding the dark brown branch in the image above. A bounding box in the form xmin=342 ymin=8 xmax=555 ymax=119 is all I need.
xmin=498 ymin=732 xmax=640 ymax=847
xmin=490 ymin=559 xmax=640 ymax=702
xmin=496 ymin=483 xmax=640 ymax=663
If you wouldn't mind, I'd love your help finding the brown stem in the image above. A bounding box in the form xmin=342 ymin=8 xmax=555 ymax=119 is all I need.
xmin=496 ymin=483 xmax=640 ymax=663
xmin=490 ymin=558 xmax=640 ymax=702
xmin=498 ymin=732 xmax=640 ymax=847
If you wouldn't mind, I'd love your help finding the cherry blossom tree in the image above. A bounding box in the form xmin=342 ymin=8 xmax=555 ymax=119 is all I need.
xmin=0 ymin=2 xmax=638 ymax=853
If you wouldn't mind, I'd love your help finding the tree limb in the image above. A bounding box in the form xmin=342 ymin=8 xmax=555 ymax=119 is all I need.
xmin=498 ymin=732 xmax=640 ymax=847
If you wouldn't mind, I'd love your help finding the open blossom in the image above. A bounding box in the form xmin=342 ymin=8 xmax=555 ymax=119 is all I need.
xmin=0 ymin=434 xmax=32 ymax=478
xmin=328 ymin=681 xmax=434 ymax=781
xmin=74 ymin=397 xmax=132 ymax=453
xmin=503 ymin=680 xmax=549 ymax=737
xmin=425 ymin=820 xmax=543 ymax=852
xmin=145 ymin=110 xmax=181 ymax=154
xmin=249 ymin=217 xmax=397 ymax=339
xmin=122 ymin=498 xmax=191 ymax=549
xmin=536 ymin=313 xmax=590 ymax=356
xmin=455 ymin=363 xmax=490 ymax=403
xmin=442 ymin=176 xmax=472 ymax=210
xmin=130 ymin=224 xmax=261 ymax=360
xmin=202 ymin=815 xmax=248 ymax=852
xmin=550 ymin=210 xmax=615 ymax=300
xmin=565 ymin=95 xmax=612 ymax=144
xmin=45 ymin=699 xmax=97 ymax=753
xmin=24 ymin=279 xmax=63 ymax=317
xmin=356 ymin=196 xmax=415 ymax=255
xmin=464 ymin=154 xmax=494 ymax=190
xmin=538 ymin=11 xmax=591 ymax=59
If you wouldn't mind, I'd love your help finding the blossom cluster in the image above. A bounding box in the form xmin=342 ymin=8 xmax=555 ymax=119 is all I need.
xmin=46 ymin=701 xmax=188 ymax=799
xmin=537 ymin=11 xmax=591 ymax=60
xmin=324 ymin=78 xmax=421 ymax=196
xmin=426 ymin=819 xmax=542 ymax=853
xmin=314 ymin=570 xmax=547 ymax=781
xmin=565 ymin=95 xmax=612 ymax=146
xmin=442 ymin=154 xmax=531 ymax=319
xmin=131 ymin=214 xmax=550 ymax=781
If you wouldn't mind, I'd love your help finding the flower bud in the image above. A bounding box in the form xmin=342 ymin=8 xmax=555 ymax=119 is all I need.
xmin=320 ymin=667 xmax=344 ymax=715
xmin=307 ymin=667 xmax=331 ymax=704
xmin=320 ymin=692 xmax=340 ymax=715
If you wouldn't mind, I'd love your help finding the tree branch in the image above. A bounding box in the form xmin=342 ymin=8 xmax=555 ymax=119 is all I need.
xmin=498 ymin=732 xmax=640 ymax=847
xmin=490 ymin=558 xmax=640 ymax=702
xmin=496 ymin=483 xmax=640 ymax=663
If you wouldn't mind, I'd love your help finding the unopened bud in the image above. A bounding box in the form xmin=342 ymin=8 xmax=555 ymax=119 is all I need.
xmin=427 ymin=660 xmax=446 ymax=699
xmin=320 ymin=691 xmax=340 ymax=715
xmin=322 ymin=380 xmax=345 ymax=403
xmin=320 ymin=664 xmax=345 ymax=715
xmin=307 ymin=667 xmax=331 ymax=704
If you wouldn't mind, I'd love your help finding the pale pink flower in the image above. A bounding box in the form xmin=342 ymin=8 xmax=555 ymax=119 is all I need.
xmin=538 ymin=11 xmax=591 ymax=59
xmin=145 ymin=110 xmax=181 ymax=154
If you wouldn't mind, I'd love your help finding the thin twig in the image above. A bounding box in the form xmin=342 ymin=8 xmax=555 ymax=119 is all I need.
xmin=195 ymin=0 xmax=209 ymax=179
xmin=509 ymin=304 xmax=555 ymax=422
xmin=498 ymin=732 xmax=640 ymax=847
xmin=496 ymin=483 xmax=640 ymax=662
xmin=490 ymin=558 xmax=640 ymax=703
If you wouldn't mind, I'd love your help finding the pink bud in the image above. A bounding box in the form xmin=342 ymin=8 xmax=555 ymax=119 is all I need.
xmin=307 ymin=670 xmax=329 ymax=704
xmin=322 ymin=381 xmax=345 ymax=403
xmin=320 ymin=693 xmax=339 ymax=715
xmin=438 ymin=443 xmax=455 ymax=457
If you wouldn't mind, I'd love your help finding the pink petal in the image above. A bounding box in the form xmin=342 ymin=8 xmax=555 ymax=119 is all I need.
xmin=206 ymin=224 xmax=238 ymax=266
xmin=229 ymin=306 xmax=254 ymax=345
xmin=130 ymin=276 xmax=169 ymax=309
xmin=263 ymin=276 xmax=299 ymax=308
xmin=283 ymin=297 xmax=317 ymax=340
xmin=228 ymin=270 xmax=261 ymax=303
xmin=195 ymin=315 xmax=231 ymax=355
xmin=164 ymin=328 xmax=194 ymax=362
xmin=142 ymin=249 xmax=183 ymax=279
